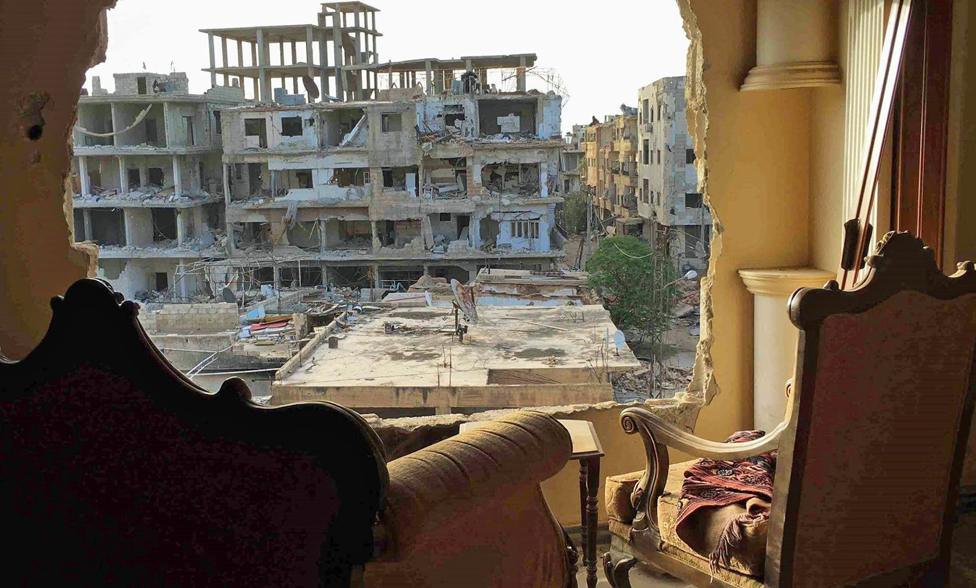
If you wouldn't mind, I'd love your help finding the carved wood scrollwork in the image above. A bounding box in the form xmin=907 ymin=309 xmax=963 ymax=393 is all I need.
xmin=620 ymin=408 xmax=671 ymax=533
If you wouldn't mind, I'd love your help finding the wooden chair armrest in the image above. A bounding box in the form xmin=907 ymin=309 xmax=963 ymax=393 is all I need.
xmin=619 ymin=406 xmax=787 ymax=534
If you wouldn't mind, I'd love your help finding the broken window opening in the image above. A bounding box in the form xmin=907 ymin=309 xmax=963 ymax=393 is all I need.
xmin=423 ymin=157 xmax=467 ymax=199
xmin=151 ymin=208 xmax=177 ymax=243
xmin=322 ymin=108 xmax=366 ymax=147
xmin=478 ymin=99 xmax=537 ymax=137
xmin=286 ymin=221 xmax=322 ymax=252
xmin=183 ymin=116 xmax=194 ymax=146
xmin=214 ymin=110 xmax=222 ymax=134
xmin=147 ymin=167 xmax=164 ymax=188
xmin=137 ymin=77 xmax=147 ymax=95
xmin=90 ymin=209 xmax=125 ymax=246
xmin=685 ymin=192 xmax=703 ymax=209
xmin=381 ymin=113 xmax=402 ymax=133
xmin=244 ymin=118 xmax=268 ymax=148
xmin=145 ymin=119 xmax=159 ymax=146
xmin=128 ymin=169 xmax=141 ymax=190
xmin=281 ymin=116 xmax=303 ymax=137
xmin=480 ymin=162 xmax=541 ymax=196
xmin=330 ymin=168 xmax=368 ymax=187
xmin=154 ymin=272 xmax=169 ymax=291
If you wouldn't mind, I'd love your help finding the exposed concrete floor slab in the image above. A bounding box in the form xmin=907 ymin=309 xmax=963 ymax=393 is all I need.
xmin=279 ymin=305 xmax=639 ymax=388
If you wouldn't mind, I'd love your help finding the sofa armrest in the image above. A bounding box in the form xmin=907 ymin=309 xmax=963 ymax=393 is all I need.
xmin=366 ymin=411 xmax=574 ymax=588
xmin=620 ymin=404 xmax=787 ymax=534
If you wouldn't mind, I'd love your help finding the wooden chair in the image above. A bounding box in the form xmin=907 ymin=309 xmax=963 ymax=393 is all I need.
xmin=0 ymin=278 xmax=578 ymax=587
xmin=603 ymin=232 xmax=976 ymax=587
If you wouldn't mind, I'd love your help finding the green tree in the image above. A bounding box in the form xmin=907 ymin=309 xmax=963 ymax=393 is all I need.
xmin=556 ymin=191 xmax=589 ymax=235
xmin=586 ymin=236 xmax=678 ymax=390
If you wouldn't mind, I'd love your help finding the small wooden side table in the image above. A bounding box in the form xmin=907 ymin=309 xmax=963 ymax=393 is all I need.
xmin=460 ymin=418 xmax=605 ymax=588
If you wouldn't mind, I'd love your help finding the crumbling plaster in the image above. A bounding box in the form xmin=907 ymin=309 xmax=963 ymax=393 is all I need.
xmin=0 ymin=0 xmax=112 ymax=358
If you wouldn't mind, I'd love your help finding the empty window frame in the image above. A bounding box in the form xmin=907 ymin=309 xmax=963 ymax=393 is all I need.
xmin=381 ymin=113 xmax=402 ymax=133
xmin=685 ymin=192 xmax=703 ymax=208
xmin=281 ymin=116 xmax=303 ymax=137
xmin=643 ymin=140 xmax=650 ymax=165
xmin=214 ymin=110 xmax=222 ymax=134
xmin=509 ymin=220 xmax=540 ymax=239
xmin=183 ymin=116 xmax=194 ymax=146
xmin=686 ymin=148 xmax=696 ymax=164
xmin=244 ymin=118 xmax=268 ymax=148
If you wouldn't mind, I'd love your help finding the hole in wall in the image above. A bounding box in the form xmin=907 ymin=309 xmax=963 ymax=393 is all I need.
xmin=27 ymin=124 xmax=43 ymax=141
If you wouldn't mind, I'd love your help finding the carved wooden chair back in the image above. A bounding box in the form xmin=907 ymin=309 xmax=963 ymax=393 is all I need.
xmin=768 ymin=232 xmax=976 ymax=586
xmin=0 ymin=279 xmax=389 ymax=587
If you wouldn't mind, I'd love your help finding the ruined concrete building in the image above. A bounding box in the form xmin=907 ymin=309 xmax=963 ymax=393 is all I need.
xmin=637 ymin=77 xmax=710 ymax=271
xmin=71 ymin=72 xmax=244 ymax=301
xmin=579 ymin=78 xmax=709 ymax=272
xmin=583 ymin=108 xmax=640 ymax=235
xmin=560 ymin=125 xmax=585 ymax=195
xmin=197 ymin=2 xmax=566 ymax=293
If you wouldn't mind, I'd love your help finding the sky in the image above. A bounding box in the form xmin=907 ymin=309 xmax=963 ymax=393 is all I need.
xmin=86 ymin=0 xmax=688 ymax=133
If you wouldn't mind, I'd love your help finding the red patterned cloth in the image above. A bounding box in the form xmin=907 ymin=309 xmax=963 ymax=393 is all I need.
xmin=674 ymin=430 xmax=776 ymax=574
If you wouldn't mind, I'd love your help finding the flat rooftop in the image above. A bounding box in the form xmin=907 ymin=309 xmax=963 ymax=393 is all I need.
xmin=272 ymin=304 xmax=639 ymax=411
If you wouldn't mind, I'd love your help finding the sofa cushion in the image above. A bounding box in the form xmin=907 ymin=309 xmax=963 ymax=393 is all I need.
xmin=605 ymin=470 xmax=642 ymax=525
xmin=658 ymin=462 xmax=768 ymax=578
xmin=606 ymin=460 xmax=767 ymax=582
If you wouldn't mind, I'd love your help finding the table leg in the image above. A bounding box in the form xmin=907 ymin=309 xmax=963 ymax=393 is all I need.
xmin=585 ymin=457 xmax=600 ymax=588
xmin=578 ymin=461 xmax=588 ymax=577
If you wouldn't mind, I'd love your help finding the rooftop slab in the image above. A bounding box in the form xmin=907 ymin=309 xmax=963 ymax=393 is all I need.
xmin=272 ymin=304 xmax=639 ymax=412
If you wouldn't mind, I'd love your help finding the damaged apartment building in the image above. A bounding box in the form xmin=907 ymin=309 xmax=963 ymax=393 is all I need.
xmin=199 ymin=3 xmax=566 ymax=293
xmin=637 ymin=76 xmax=710 ymax=271
xmin=582 ymin=77 xmax=710 ymax=272
xmin=71 ymin=72 xmax=244 ymax=301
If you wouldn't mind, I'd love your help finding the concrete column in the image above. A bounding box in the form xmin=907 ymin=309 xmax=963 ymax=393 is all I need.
xmin=237 ymin=40 xmax=245 ymax=89
xmin=739 ymin=268 xmax=836 ymax=430
xmin=251 ymin=42 xmax=260 ymax=99
xmin=372 ymin=264 xmax=381 ymax=289
xmin=78 ymin=156 xmax=90 ymax=196
xmin=208 ymin=33 xmax=217 ymax=88
xmin=371 ymin=221 xmax=381 ymax=251
xmin=425 ymin=60 xmax=433 ymax=96
xmin=257 ymin=28 xmax=270 ymax=102
xmin=321 ymin=264 xmax=330 ymax=287
xmin=172 ymin=156 xmax=183 ymax=197
xmin=539 ymin=166 xmax=548 ymax=198
xmin=177 ymin=261 xmax=190 ymax=299
xmin=331 ymin=13 xmax=345 ymax=100
xmin=176 ymin=209 xmax=187 ymax=246
xmin=221 ymin=37 xmax=229 ymax=85
xmin=469 ymin=211 xmax=482 ymax=248
xmin=305 ymin=26 xmax=315 ymax=79
xmin=318 ymin=13 xmax=330 ymax=100
xmin=222 ymin=163 xmax=231 ymax=201
xmin=83 ymin=209 xmax=93 ymax=241
xmin=118 ymin=156 xmax=127 ymax=194
xmin=517 ymin=56 xmax=527 ymax=92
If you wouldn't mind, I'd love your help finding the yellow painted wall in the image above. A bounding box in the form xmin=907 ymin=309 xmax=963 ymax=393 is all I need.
xmin=682 ymin=0 xmax=812 ymax=442
xmin=0 ymin=0 xmax=107 ymax=358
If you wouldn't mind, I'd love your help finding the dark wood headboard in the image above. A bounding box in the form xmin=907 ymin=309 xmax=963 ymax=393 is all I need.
xmin=0 ymin=279 xmax=389 ymax=587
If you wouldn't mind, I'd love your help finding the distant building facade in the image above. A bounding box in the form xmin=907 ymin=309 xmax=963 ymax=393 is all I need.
xmin=637 ymin=76 xmax=710 ymax=271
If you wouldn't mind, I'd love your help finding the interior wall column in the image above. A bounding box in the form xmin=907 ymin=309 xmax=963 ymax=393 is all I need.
xmin=739 ymin=269 xmax=836 ymax=430
xmin=221 ymin=37 xmax=229 ymax=86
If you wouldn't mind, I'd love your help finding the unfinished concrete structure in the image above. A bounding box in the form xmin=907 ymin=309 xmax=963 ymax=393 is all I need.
xmin=637 ymin=76 xmax=710 ymax=271
xmin=273 ymin=304 xmax=639 ymax=416
xmin=210 ymin=73 xmax=565 ymax=293
xmin=71 ymin=72 xmax=244 ymax=301
xmin=201 ymin=2 xmax=381 ymax=103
